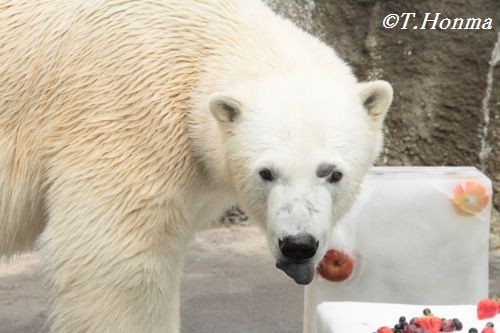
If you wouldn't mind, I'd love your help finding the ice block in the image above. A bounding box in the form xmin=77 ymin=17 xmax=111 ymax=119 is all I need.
xmin=304 ymin=167 xmax=493 ymax=333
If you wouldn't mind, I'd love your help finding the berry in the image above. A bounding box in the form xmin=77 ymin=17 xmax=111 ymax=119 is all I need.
xmin=453 ymin=318 xmax=463 ymax=331
xmin=441 ymin=319 xmax=456 ymax=332
xmin=469 ymin=329 xmax=478 ymax=333
xmin=481 ymin=322 xmax=495 ymax=333
xmin=404 ymin=324 xmax=415 ymax=333
xmin=375 ymin=308 xmax=467 ymax=333
xmin=477 ymin=298 xmax=499 ymax=320
xmin=404 ymin=324 xmax=429 ymax=333
xmin=402 ymin=325 xmax=410 ymax=333
xmin=414 ymin=310 xmax=441 ymax=333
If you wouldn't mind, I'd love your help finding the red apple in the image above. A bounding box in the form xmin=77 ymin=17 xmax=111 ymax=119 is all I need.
xmin=317 ymin=249 xmax=354 ymax=282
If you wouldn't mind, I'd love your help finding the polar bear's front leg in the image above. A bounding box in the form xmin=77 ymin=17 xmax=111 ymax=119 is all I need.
xmin=39 ymin=188 xmax=191 ymax=333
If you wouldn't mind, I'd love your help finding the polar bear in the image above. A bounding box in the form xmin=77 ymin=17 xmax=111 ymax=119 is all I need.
xmin=0 ymin=0 xmax=392 ymax=332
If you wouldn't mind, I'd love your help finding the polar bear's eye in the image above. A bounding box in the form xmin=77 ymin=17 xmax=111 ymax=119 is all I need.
xmin=317 ymin=163 xmax=343 ymax=183
xmin=258 ymin=168 xmax=275 ymax=182
xmin=328 ymin=171 xmax=343 ymax=184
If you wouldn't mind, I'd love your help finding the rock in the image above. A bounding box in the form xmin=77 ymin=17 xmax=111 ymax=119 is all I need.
xmin=491 ymin=209 xmax=500 ymax=254
xmin=263 ymin=0 xmax=499 ymax=211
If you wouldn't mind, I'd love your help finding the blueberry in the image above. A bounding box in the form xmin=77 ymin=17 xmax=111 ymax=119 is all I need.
xmin=468 ymin=329 xmax=478 ymax=333
xmin=452 ymin=318 xmax=463 ymax=330
xmin=486 ymin=322 xmax=494 ymax=328
xmin=399 ymin=316 xmax=406 ymax=323
xmin=423 ymin=308 xmax=432 ymax=316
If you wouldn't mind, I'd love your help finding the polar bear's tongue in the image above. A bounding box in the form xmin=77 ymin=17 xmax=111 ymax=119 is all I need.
xmin=275 ymin=260 xmax=315 ymax=285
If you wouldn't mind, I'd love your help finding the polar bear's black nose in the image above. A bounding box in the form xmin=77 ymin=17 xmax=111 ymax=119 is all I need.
xmin=279 ymin=234 xmax=318 ymax=261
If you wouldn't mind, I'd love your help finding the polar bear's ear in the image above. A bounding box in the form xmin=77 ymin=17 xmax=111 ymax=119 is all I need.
xmin=358 ymin=80 xmax=393 ymax=129
xmin=208 ymin=94 xmax=243 ymax=123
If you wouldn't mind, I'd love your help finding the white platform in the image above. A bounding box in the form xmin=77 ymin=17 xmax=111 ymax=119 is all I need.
xmin=316 ymin=302 xmax=499 ymax=333
xmin=304 ymin=167 xmax=493 ymax=333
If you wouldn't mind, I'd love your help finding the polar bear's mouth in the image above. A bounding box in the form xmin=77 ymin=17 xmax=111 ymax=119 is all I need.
xmin=275 ymin=259 xmax=315 ymax=285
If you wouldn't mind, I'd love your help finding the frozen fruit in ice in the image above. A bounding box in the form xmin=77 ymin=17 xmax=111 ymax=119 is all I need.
xmin=404 ymin=324 xmax=429 ymax=333
xmin=441 ymin=319 xmax=456 ymax=332
xmin=414 ymin=309 xmax=441 ymax=333
xmin=394 ymin=323 xmax=406 ymax=331
xmin=481 ymin=324 xmax=495 ymax=333
xmin=317 ymin=249 xmax=354 ymax=282
xmin=477 ymin=298 xmax=499 ymax=320
xmin=451 ymin=181 xmax=489 ymax=216
xmin=415 ymin=317 xmax=441 ymax=333
xmin=453 ymin=318 xmax=463 ymax=331
xmin=403 ymin=324 xmax=415 ymax=333
xmin=377 ymin=327 xmax=393 ymax=333
xmin=395 ymin=317 xmax=408 ymax=332
xmin=481 ymin=322 xmax=495 ymax=333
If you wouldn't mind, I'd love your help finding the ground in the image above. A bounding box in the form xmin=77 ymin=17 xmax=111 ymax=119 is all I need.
xmin=0 ymin=225 xmax=498 ymax=333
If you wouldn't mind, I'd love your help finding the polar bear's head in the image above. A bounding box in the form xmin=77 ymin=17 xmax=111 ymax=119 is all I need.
xmin=207 ymin=74 xmax=392 ymax=285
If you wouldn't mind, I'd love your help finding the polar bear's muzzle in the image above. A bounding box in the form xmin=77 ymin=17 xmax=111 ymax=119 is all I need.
xmin=266 ymin=185 xmax=331 ymax=284
xmin=275 ymin=233 xmax=318 ymax=285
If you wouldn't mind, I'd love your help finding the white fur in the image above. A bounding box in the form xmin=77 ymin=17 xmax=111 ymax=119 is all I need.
xmin=0 ymin=0 xmax=392 ymax=332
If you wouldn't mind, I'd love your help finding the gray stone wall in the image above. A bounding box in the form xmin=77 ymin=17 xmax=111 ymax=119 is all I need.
xmin=265 ymin=0 xmax=499 ymax=211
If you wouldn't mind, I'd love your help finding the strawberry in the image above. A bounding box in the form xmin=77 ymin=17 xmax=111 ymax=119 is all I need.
xmin=482 ymin=322 xmax=495 ymax=333
xmin=414 ymin=309 xmax=442 ymax=333
xmin=415 ymin=316 xmax=441 ymax=333
xmin=377 ymin=326 xmax=393 ymax=333
xmin=481 ymin=322 xmax=495 ymax=333
xmin=477 ymin=298 xmax=499 ymax=320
